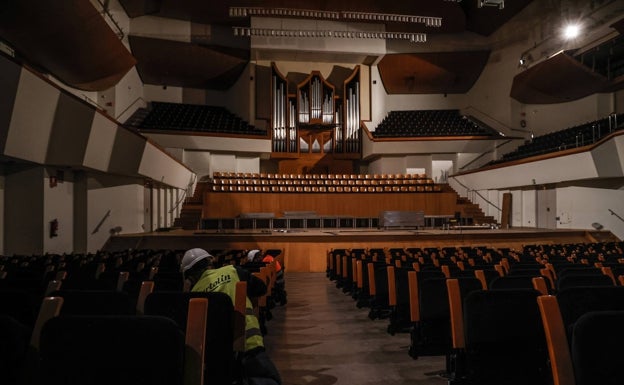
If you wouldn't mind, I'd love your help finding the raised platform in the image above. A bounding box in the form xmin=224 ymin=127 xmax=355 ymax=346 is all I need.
xmin=103 ymin=227 xmax=615 ymax=272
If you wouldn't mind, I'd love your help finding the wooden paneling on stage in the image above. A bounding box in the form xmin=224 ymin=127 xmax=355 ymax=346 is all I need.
xmin=203 ymin=191 xmax=457 ymax=218
xmin=104 ymin=228 xmax=608 ymax=272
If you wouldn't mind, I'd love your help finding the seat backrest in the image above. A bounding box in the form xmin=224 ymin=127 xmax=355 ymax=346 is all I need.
xmin=39 ymin=315 xmax=185 ymax=385
xmin=489 ymin=275 xmax=537 ymax=290
xmin=556 ymin=273 xmax=613 ymax=291
xmin=144 ymin=291 xmax=235 ymax=385
xmin=556 ymin=286 xmax=624 ymax=341
xmin=0 ymin=289 xmax=40 ymax=329
xmin=463 ymin=289 xmax=550 ymax=385
xmin=418 ymin=277 xmax=449 ymax=320
xmin=51 ymin=290 xmax=134 ymax=315
xmin=0 ymin=315 xmax=33 ymax=385
xmin=571 ymin=310 xmax=624 ymax=385
xmin=446 ymin=277 xmax=489 ymax=349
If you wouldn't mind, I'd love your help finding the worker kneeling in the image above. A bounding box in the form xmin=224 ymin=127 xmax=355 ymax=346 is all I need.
xmin=182 ymin=248 xmax=282 ymax=385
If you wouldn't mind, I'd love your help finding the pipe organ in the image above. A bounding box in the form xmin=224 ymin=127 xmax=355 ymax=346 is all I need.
xmin=271 ymin=64 xmax=361 ymax=159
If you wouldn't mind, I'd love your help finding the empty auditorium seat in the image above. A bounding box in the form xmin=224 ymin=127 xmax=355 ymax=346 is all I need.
xmin=457 ymin=289 xmax=550 ymax=385
xmin=144 ymin=291 xmax=236 ymax=385
xmin=40 ymin=315 xmax=186 ymax=385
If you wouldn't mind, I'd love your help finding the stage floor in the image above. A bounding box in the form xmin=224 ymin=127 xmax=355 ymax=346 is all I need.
xmin=105 ymin=227 xmax=616 ymax=272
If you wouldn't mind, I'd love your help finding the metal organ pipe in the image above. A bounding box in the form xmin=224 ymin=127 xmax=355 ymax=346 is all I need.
xmin=272 ymin=76 xmax=278 ymax=151
xmin=289 ymin=100 xmax=296 ymax=152
xmin=280 ymin=83 xmax=285 ymax=152
xmin=355 ymin=82 xmax=360 ymax=152
xmin=311 ymin=78 xmax=321 ymax=120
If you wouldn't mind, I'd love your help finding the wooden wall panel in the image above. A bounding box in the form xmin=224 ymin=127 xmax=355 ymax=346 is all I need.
xmin=203 ymin=192 xmax=457 ymax=217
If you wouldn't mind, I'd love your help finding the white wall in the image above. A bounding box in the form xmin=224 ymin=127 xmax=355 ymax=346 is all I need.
xmin=210 ymin=153 xmax=237 ymax=175
xmin=368 ymin=156 xmax=405 ymax=175
xmin=183 ymin=150 xmax=212 ymax=178
xmin=138 ymin=141 xmax=196 ymax=189
xmin=87 ymin=179 xmax=146 ymax=252
xmin=205 ymin=63 xmax=254 ymax=122
xmin=4 ymin=166 xmax=44 ymax=255
xmin=236 ymin=156 xmax=260 ymax=173
xmin=114 ymin=68 xmax=146 ymax=123
xmin=158 ymin=187 xmax=168 ymax=227
xmin=144 ymin=84 xmax=184 ymax=103
xmin=43 ymin=172 xmax=74 ymax=254
xmin=370 ymin=66 xmax=468 ymax=130
xmin=143 ymin=132 xmax=271 ymax=154
xmin=521 ymin=189 xmax=537 ymax=228
xmin=557 ymin=186 xmax=624 ymax=240
xmin=522 ymin=96 xmax=602 ymax=137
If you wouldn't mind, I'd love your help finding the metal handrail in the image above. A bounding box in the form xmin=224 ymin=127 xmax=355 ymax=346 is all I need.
xmin=95 ymin=0 xmax=125 ymax=39
xmin=459 ymin=139 xmax=514 ymax=171
xmin=80 ymin=93 xmax=107 ymax=111
xmin=169 ymin=174 xmax=197 ymax=214
xmin=116 ymin=97 xmax=148 ymax=121
xmin=450 ymin=176 xmax=502 ymax=212
xmin=461 ymin=105 xmax=526 ymax=135
xmin=609 ymin=209 xmax=624 ymax=223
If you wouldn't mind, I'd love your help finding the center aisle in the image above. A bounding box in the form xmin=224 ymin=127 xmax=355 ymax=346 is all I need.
xmin=263 ymin=272 xmax=446 ymax=385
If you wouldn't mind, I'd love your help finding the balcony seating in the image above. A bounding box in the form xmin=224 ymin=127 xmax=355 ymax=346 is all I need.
xmin=489 ymin=113 xmax=624 ymax=165
xmin=129 ymin=102 xmax=267 ymax=136
xmin=372 ymin=110 xmax=498 ymax=138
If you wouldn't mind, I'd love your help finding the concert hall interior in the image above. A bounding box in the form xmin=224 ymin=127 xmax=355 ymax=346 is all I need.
xmin=1 ymin=1 xmax=624 ymax=385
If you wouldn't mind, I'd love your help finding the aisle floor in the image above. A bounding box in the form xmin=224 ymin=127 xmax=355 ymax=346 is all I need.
xmin=263 ymin=272 xmax=447 ymax=385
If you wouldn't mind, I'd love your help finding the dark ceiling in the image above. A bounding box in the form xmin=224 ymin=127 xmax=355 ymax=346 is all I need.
xmin=0 ymin=0 xmax=136 ymax=91
xmin=3 ymin=0 xmax=624 ymax=103
xmin=0 ymin=0 xmax=536 ymax=93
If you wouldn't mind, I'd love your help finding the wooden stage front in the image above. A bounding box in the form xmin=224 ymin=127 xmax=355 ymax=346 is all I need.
xmin=103 ymin=227 xmax=617 ymax=272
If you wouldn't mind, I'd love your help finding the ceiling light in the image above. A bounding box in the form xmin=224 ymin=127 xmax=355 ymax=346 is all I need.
xmin=563 ymin=24 xmax=581 ymax=40
xmin=229 ymin=7 xmax=442 ymax=28
xmin=231 ymin=27 xmax=427 ymax=42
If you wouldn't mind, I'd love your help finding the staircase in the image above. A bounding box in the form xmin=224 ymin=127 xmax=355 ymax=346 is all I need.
xmin=441 ymin=185 xmax=498 ymax=226
xmin=124 ymin=107 xmax=150 ymax=128
xmin=173 ymin=182 xmax=208 ymax=230
xmin=455 ymin=196 xmax=497 ymax=226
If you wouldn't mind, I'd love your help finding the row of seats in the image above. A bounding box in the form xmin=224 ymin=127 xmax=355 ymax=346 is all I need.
xmin=0 ymin=248 xmax=285 ymax=385
xmin=213 ymin=177 xmax=434 ymax=186
xmin=131 ymin=101 xmax=267 ymax=136
xmin=490 ymin=113 xmax=623 ymax=165
xmin=372 ymin=109 xmax=498 ymax=138
xmin=213 ymin=172 xmax=430 ymax=180
xmin=327 ymin=241 xmax=624 ymax=385
xmin=209 ymin=171 xmax=438 ymax=193
xmin=211 ymin=184 xmax=442 ymax=193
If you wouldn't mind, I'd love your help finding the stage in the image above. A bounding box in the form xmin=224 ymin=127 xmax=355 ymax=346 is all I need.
xmin=104 ymin=227 xmax=616 ymax=272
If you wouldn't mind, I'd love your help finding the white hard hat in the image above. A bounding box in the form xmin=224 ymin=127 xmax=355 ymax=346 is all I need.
xmin=181 ymin=248 xmax=212 ymax=273
xmin=247 ymin=249 xmax=261 ymax=262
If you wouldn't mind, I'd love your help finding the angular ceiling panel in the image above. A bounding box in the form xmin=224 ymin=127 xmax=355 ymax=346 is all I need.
xmin=129 ymin=36 xmax=248 ymax=89
xmin=510 ymin=52 xmax=611 ymax=104
xmin=0 ymin=0 xmax=136 ymax=91
xmin=378 ymin=52 xmax=490 ymax=94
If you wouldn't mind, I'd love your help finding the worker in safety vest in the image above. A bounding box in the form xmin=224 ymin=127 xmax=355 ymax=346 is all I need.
xmin=181 ymin=248 xmax=282 ymax=385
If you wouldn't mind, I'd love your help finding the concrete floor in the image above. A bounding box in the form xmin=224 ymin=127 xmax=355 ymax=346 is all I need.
xmin=264 ymin=272 xmax=447 ymax=385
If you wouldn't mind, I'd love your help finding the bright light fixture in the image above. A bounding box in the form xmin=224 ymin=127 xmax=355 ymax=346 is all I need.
xmin=563 ymin=24 xmax=581 ymax=40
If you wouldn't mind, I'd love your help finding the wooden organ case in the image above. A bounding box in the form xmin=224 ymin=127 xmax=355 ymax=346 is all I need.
xmin=271 ymin=64 xmax=361 ymax=174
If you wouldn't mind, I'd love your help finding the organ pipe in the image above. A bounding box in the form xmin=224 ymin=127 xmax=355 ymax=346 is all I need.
xmin=273 ymin=67 xmax=360 ymax=154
